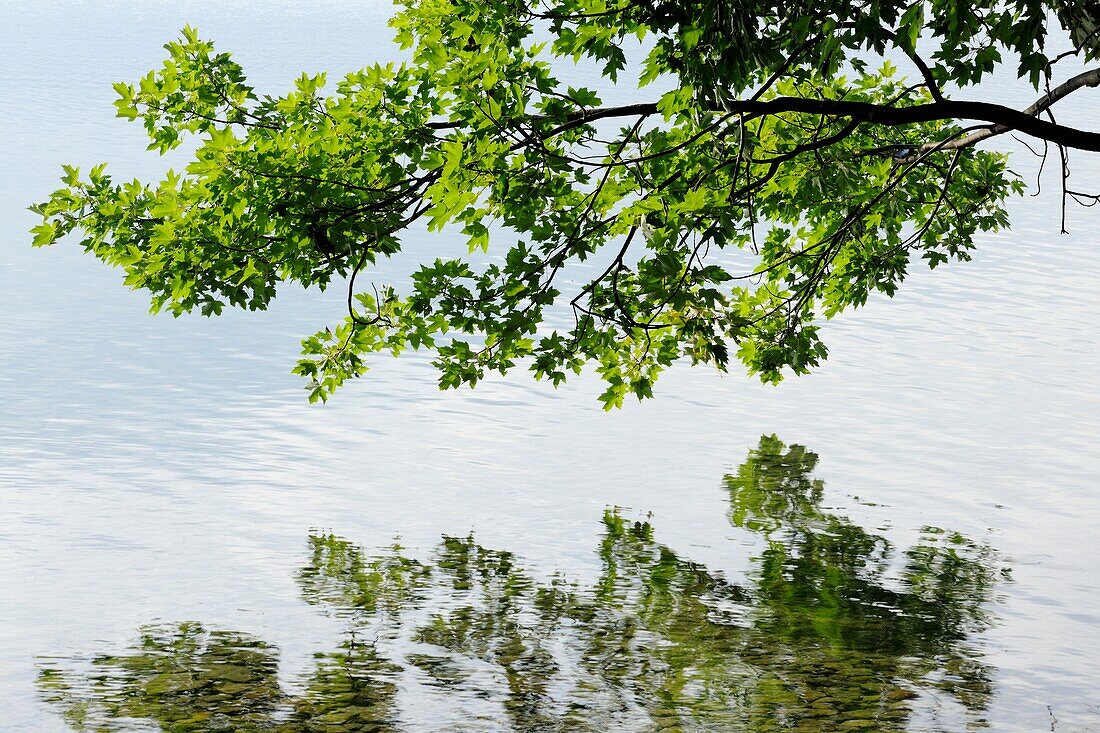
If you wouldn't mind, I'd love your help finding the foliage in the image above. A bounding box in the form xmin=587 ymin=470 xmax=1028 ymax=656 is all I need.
xmin=39 ymin=437 xmax=1005 ymax=731
xmin=31 ymin=2 xmax=1100 ymax=403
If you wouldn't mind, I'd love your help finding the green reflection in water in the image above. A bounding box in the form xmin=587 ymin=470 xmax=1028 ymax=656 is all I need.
xmin=39 ymin=437 xmax=1005 ymax=731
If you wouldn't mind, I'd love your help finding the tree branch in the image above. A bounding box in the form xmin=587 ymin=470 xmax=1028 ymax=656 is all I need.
xmin=513 ymin=78 xmax=1100 ymax=153
xmin=938 ymin=67 xmax=1100 ymax=152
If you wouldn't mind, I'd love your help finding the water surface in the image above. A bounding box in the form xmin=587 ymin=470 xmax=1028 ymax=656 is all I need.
xmin=2 ymin=2 xmax=1099 ymax=731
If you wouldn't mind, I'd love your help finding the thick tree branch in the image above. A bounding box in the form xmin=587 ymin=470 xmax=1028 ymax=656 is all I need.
xmin=939 ymin=67 xmax=1100 ymax=151
xmin=521 ymin=79 xmax=1100 ymax=152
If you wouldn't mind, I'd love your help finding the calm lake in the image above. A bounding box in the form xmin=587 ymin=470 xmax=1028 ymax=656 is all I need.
xmin=2 ymin=2 xmax=1099 ymax=731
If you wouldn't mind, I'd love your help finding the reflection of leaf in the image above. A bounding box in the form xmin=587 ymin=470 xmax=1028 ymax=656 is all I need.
xmin=38 ymin=623 xmax=284 ymax=731
xmin=727 ymin=434 xmax=825 ymax=531
xmin=298 ymin=533 xmax=431 ymax=618
xmin=405 ymin=653 xmax=469 ymax=688
xmin=289 ymin=638 xmax=401 ymax=732
xmin=413 ymin=537 xmax=560 ymax=730
xmin=40 ymin=437 xmax=1005 ymax=732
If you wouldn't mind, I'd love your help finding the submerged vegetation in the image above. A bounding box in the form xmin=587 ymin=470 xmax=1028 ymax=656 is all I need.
xmin=39 ymin=437 xmax=1005 ymax=731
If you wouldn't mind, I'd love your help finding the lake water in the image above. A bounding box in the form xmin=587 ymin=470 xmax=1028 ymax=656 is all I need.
xmin=2 ymin=2 xmax=1099 ymax=731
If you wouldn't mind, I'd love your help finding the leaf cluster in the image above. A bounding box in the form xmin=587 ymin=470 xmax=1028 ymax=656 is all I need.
xmin=35 ymin=1 xmax=1091 ymax=402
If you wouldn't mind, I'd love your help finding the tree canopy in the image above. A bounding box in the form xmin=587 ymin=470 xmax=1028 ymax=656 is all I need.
xmin=31 ymin=1 xmax=1100 ymax=406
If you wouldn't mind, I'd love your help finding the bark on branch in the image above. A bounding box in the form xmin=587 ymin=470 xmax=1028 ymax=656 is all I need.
xmin=936 ymin=67 xmax=1100 ymax=152
xmin=531 ymin=70 xmax=1100 ymax=153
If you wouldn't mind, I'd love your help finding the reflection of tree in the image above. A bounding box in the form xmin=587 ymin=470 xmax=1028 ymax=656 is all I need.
xmin=40 ymin=436 xmax=1004 ymax=731
xmin=288 ymin=638 xmax=401 ymax=732
xmin=38 ymin=623 xmax=284 ymax=732
xmin=723 ymin=435 xmax=1000 ymax=729
xmin=297 ymin=534 xmax=430 ymax=618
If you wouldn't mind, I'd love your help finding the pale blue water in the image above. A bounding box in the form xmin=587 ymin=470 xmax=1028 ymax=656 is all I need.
xmin=2 ymin=2 xmax=1099 ymax=731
